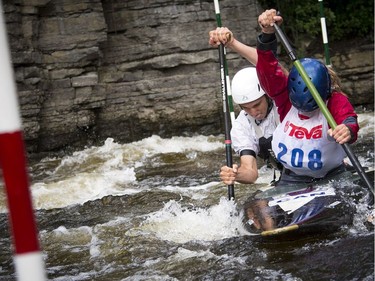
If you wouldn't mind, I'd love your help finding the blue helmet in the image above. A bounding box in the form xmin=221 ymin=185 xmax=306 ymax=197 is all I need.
xmin=288 ymin=58 xmax=331 ymax=112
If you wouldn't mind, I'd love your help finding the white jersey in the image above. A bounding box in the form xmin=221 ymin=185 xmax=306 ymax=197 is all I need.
xmin=272 ymin=106 xmax=346 ymax=178
xmin=231 ymin=103 xmax=279 ymax=156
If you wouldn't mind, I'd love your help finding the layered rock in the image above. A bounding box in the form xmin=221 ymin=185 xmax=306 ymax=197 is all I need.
xmin=4 ymin=0 xmax=374 ymax=153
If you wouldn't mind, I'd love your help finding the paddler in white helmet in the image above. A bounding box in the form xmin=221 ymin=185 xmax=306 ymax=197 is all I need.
xmin=220 ymin=67 xmax=282 ymax=185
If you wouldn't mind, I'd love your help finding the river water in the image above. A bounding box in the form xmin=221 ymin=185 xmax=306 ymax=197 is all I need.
xmin=0 ymin=112 xmax=374 ymax=281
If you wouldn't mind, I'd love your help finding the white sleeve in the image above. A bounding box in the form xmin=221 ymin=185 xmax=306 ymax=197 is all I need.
xmin=231 ymin=111 xmax=259 ymax=155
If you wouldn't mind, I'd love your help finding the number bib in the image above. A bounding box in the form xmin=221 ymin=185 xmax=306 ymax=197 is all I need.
xmin=272 ymin=107 xmax=346 ymax=178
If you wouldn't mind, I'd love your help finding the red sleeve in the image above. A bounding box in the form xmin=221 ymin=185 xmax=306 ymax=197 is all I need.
xmin=327 ymin=92 xmax=359 ymax=142
xmin=256 ymin=49 xmax=291 ymax=122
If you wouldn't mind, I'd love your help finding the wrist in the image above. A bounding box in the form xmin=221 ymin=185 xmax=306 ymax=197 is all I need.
xmin=260 ymin=32 xmax=276 ymax=43
xmin=257 ymin=34 xmax=278 ymax=53
xmin=346 ymin=124 xmax=354 ymax=143
xmin=226 ymin=38 xmax=235 ymax=48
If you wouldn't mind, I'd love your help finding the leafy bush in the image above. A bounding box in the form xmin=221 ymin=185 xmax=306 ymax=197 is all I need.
xmin=257 ymin=0 xmax=374 ymax=46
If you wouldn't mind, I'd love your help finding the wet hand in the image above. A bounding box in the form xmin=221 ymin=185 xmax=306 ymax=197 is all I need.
xmin=208 ymin=27 xmax=234 ymax=47
xmin=328 ymin=124 xmax=351 ymax=144
xmin=220 ymin=164 xmax=238 ymax=185
xmin=258 ymin=9 xmax=283 ymax=34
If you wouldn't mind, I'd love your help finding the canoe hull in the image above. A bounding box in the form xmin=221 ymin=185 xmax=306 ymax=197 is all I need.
xmin=242 ymin=171 xmax=365 ymax=237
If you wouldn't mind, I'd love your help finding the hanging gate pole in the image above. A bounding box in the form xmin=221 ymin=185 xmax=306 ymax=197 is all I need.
xmin=318 ymin=0 xmax=331 ymax=66
xmin=0 ymin=4 xmax=46 ymax=281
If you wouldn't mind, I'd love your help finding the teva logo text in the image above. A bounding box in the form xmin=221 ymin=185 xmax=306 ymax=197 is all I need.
xmin=284 ymin=122 xmax=322 ymax=139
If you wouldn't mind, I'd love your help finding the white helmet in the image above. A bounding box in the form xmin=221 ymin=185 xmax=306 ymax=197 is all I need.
xmin=231 ymin=67 xmax=265 ymax=104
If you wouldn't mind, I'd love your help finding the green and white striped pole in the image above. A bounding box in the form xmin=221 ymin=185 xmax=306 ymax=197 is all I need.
xmin=318 ymin=0 xmax=331 ymax=66
xmin=214 ymin=0 xmax=236 ymax=124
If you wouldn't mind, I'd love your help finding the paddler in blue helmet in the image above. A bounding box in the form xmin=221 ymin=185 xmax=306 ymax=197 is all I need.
xmin=256 ymin=9 xmax=359 ymax=185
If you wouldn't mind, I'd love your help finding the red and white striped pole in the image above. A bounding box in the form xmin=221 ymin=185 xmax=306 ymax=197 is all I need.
xmin=0 ymin=3 xmax=46 ymax=281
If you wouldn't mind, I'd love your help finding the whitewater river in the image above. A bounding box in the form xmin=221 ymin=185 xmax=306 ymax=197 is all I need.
xmin=0 ymin=112 xmax=373 ymax=281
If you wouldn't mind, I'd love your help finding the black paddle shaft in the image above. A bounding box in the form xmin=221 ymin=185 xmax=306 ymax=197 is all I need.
xmin=218 ymin=43 xmax=235 ymax=200
xmin=273 ymin=22 xmax=374 ymax=196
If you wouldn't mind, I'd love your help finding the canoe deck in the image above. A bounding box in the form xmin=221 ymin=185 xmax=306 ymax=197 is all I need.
xmin=242 ymin=170 xmax=374 ymax=237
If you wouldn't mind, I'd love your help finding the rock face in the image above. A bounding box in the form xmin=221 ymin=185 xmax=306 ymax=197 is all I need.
xmin=4 ymin=0 xmax=374 ymax=153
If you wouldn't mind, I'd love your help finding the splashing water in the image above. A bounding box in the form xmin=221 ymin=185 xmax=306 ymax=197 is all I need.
xmin=140 ymin=197 xmax=249 ymax=243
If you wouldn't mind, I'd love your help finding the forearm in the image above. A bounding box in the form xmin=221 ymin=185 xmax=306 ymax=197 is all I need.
xmin=227 ymin=33 xmax=278 ymax=66
xmin=235 ymin=170 xmax=258 ymax=184
xmin=343 ymin=117 xmax=359 ymax=143
xmin=228 ymin=39 xmax=258 ymax=66
xmin=234 ymin=158 xmax=258 ymax=184
xmin=256 ymin=49 xmax=291 ymax=120
xmin=257 ymin=33 xmax=278 ymax=56
xmin=328 ymin=93 xmax=359 ymax=143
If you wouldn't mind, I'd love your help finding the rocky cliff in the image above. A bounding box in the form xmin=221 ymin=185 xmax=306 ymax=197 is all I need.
xmin=4 ymin=0 xmax=374 ymax=153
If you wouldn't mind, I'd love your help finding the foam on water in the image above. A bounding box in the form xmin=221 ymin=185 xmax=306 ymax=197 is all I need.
xmin=158 ymin=181 xmax=221 ymax=200
xmin=31 ymin=168 xmax=138 ymax=210
xmin=0 ymin=135 xmax=225 ymax=212
xmin=357 ymin=111 xmax=374 ymax=136
xmin=139 ymin=197 xmax=249 ymax=243
xmin=0 ymin=112 xmax=372 ymax=214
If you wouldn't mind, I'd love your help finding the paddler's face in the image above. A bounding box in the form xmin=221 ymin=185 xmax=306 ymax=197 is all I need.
xmin=240 ymin=95 xmax=268 ymax=121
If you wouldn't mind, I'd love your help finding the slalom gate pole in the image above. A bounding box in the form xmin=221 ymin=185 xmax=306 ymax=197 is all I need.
xmin=273 ymin=22 xmax=374 ymax=196
xmin=0 ymin=4 xmax=46 ymax=281
xmin=214 ymin=0 xmax=235 ymax=124
xmin=318 ymin=0 xmax=331 ymax=66
xmin=213 ymin=0 xmax=235 ymax=200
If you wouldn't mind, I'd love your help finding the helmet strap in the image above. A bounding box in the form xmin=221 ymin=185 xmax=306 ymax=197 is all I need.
xmin=264 ymin=96 xmax=274 ymax=118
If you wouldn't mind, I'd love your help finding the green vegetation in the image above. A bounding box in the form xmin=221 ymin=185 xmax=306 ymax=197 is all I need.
xmin=257 ymin=0 xmax=374 ymax=51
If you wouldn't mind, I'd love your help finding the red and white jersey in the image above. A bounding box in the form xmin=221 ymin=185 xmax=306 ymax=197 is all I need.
xmin=272 ymin=106 xmax=346 ymax=178
xmin=256 ymin=49 xmax=359 ymax=142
